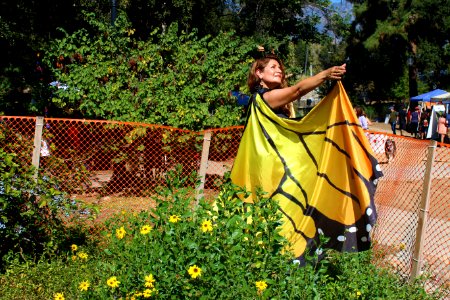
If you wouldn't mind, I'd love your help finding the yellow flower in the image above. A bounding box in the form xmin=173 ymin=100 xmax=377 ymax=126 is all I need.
xmin=356 ymin=291 xmax=362 ymax=297
xmin=71 ymin=244 xmax=78 ymax=252
xmin=200 ymin=220 xmax=213 ymax=233
xmin=78 ymin=252 xmax=88 ymax=260
xmin=255 ymin=280 xmax=268 ymax=292
xmin=399 ymin=243 xmax=406 ymax=250
xmin=107 ymin=276 xmax=120 ymax=288
xmin=54 ymin=292 xmax=65 ymax=300
xmin=188 ymin=265 xmax=202 ymax=279
xmin=143 ymin=288 xmax=154 ymax=298
xmin=144 ymin=274 xmax=156 ymax=288
xmin=140 ymin=225 xmax=152 ymax=235
xmin=71 ymin=255 xmax=77 ymax=261
xmin=169 ymin=215 xmax=181 ymax=223
xmin=79 ymin=280 xmax=90 ymax=291
xmin=116 ymin=226 xmax=126 ymax=239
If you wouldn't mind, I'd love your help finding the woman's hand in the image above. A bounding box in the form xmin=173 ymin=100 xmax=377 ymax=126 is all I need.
xmin=325 ymin=64 xmax=346 ymax=80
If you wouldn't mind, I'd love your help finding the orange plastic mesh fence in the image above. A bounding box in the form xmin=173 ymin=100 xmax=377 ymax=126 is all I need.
xmin=1 ymin=116 xmax=449 ymax=295
xmin=366 ymin=131 xmax=450 ymax=295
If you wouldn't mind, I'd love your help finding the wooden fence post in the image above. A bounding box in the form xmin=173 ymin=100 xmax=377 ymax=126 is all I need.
xmin=196 ymin=131 xmax=212 ymax=203
xmin=410 ymin=140 xmax=436 ymax=281
xmin=32 ymin=116 xmax=45 ymax=183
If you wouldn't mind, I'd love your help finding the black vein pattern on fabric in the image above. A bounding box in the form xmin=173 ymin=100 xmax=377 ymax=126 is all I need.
xmin=251 ymin=98 xmax=379 ymax=250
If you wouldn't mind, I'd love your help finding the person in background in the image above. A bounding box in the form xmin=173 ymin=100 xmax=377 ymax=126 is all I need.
xmin=447 ymin=112 xmax=450 ymax=140
xmin=409 ymin=106 xmax=420 ymax=138
xmin=437 ymin=112 xmax=448 ymax=144
xmin=230 ymin=84 xmax=250 ymax=107
xmin=419 ymin=108 xmax=429 ymax=140
xmin=230 ymin=84 xmax=251 ymax=123
xmin=388 ymin=106 xmax=398 ymax=135
xmin=398 ymin=105 xmax=407 ymax=136
xmin=363 ymin=111 xmax=372 ymax=128
xmin=355 ymin=106 xmax=369 ymax=130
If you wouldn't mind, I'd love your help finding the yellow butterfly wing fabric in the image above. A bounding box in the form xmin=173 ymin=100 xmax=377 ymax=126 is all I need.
xmin=230 ymin=81 xmax=383 ymax=259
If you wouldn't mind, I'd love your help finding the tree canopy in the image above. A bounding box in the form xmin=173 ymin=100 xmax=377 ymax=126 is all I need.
xmin=1 ymin=0 xmax=449 ymax=127
xmin=43 ymin=14 xmax=257 ymax=130
xmin=345 ymin=0 xmax=450 ymax=103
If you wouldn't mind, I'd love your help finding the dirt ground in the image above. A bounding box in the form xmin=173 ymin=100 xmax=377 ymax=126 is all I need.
xmin=369 ymin=121 xmax=392 ymax=133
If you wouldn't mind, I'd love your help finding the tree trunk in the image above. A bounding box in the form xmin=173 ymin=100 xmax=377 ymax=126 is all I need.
xmin=408 ymin=41 xmax=418 ymax=98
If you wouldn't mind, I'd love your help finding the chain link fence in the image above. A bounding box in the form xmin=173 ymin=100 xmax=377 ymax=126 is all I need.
xmin=1 ymin=116 xmax=449 ymax=296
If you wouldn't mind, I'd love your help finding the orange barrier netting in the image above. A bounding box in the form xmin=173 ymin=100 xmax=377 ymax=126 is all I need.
xmin=1 ymin=116 xmax=449 ymax=296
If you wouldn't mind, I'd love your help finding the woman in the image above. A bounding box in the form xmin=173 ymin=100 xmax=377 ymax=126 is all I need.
xmin=437 ymin=113 xmax=448 ymax=144
xmin=354 ymin=106 xmax=369 ymax=130
xmin=398 ymin=105 xmax=407 ymax=136
xmin=247 ymin=54 xmax=346 ymax=118
xmin=232 ymin=54 xmax=383 ymax=261
xmin=410 ymin=107 xmax=420 ymax=138
xmin=419 ymin=109 xmax=429 ymax=140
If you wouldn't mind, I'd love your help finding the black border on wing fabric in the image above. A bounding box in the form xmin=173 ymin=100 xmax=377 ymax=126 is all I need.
xmin=252 ymin=95 xmax=381 ymax=253
xmin=350 ymin=129 xmax=384 ymax=180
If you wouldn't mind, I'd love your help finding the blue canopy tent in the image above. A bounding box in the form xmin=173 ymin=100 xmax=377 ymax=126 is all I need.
xmin=410 ymin=89 xmax=448 ymax=102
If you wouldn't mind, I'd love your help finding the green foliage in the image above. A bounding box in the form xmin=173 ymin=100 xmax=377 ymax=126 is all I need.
xmin=0 ymin=168 xmax=443 ymax=299
xmin=321 ymin=250 xmax=443 ymax=300
xmin=346 ymin=0 xmax=450 ymax=100
xmin=43 ymin=13 xmax=255 ymax=130
xmin=1 ymin=0 xmax=351 ymax=119
xmin=0 ymin=148 xmax=94 ymax=272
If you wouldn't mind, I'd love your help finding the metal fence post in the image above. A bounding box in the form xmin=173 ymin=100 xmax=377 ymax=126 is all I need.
xmin=410 ymin=140 xmax=437 ymax=281
xmin=196 ymin=131 xmax=212 ymax=203
xmin=32 ymin=116 xmax=45 ymax=182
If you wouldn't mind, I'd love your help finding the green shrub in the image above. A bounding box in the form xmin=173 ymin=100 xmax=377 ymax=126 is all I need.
xmin=0 ymin=168 xmax=443 ymax=299
xmin=44 ymin=13 xmax=255 ymax=130
xmin=0 ymin=148 xmax=95 ymax=271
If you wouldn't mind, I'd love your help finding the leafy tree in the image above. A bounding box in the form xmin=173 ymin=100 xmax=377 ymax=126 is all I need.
xmin=43 ymin=13 xmax=256 ymax=130
xmin=345 ymin=0 xmax=450 ymax=102
xmin=0 ymin=0 xmax=111 ymax=116
xmin=123 ymin=0 xmax=228 ymax=38
xmin=1 ymin=0 xmax=351 ymax=121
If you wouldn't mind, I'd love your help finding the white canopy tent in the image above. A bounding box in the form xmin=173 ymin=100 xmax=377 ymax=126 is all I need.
xmin=430 ymin=92 xmax=450 ymax=114
xmin=430 ymin=92 xmax=450 ymax=103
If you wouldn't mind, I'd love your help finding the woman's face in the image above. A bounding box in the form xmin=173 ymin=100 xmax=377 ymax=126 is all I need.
xmin=256 ymin=59 xmax=283 ymax=89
